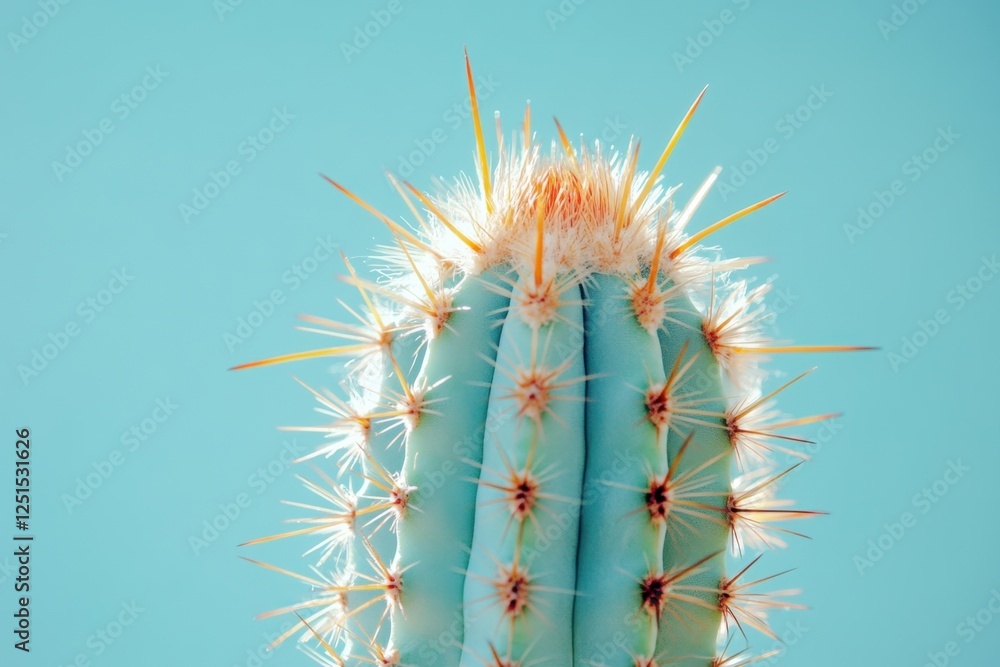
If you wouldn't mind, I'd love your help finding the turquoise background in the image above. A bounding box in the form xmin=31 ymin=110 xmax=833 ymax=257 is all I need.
xmin=3 ymin=1 xmax=999 ymax=665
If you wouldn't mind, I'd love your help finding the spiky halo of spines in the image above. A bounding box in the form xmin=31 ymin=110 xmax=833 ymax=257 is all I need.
xmin=233 ymin=52 xmax=870 ymax=666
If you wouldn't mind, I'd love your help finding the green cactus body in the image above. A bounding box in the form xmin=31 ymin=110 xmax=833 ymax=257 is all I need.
xmin=237 ymin=55 xmax=863 ymax=667
xmin=458 ymin=277 xmax=585 ymax=666
xmin=573 ymin=273 xmax=668 ymax=663
xmin=390 ymin=272 xmax=512 ymax=666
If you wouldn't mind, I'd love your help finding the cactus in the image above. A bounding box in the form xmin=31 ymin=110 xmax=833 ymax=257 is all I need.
xmin=235 ymin=53 xmax=867 ymax=667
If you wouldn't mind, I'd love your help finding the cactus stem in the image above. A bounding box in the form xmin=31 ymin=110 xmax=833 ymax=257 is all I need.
xmin=239 ymin=53 xmax=855 ymax=665
xmin=489 ymin=329 xmax=587 ymax=425
xmin=489 ymin=267 xmax=585 ymax=331
xmin=465 ymin=433 xmax=578 ymax=541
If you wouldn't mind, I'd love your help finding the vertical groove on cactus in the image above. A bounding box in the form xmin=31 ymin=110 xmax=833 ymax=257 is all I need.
xmin=574 ymin=274 xmax=667 ymax=663
xmin=459 ymin=277 xmax=586 ymax=666
xmin=234 ymin=52 xmax=871 ymax=667
xmin=653 ymin=291 xmax=733 ymax=666
xmin=390 ymin=273 xmax=512 ymax=666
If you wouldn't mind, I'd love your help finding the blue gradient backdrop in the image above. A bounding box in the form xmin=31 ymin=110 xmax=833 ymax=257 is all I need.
xmin=3 ymin=1 xmax=998 ymax=666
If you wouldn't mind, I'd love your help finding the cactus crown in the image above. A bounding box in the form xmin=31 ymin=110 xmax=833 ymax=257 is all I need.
xmin=236 ymin=52 xmax=868 ymax=667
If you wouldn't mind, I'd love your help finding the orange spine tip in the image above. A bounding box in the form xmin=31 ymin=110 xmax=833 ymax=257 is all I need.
xmin=729 ymin=345 xmax=878 ymax=355
xmin=553 ymin=117 xmax=576 ymax=162
xmin=230 ymin=345 xmax=370 ymax=371
xmin=321 ymin=174 xmax=437 ymax=257
xmin=633 ymin=85 xmax=708 ymax=215
xmin=465 ymin=49 xmax=493 ymax=213
xmin=672 ymin=191 xmax=786 ymax=259
xmin=403 ymin=181 xmax=483 ymax=253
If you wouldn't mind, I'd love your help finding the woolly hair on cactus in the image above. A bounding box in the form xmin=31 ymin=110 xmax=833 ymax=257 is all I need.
xmin=234 ymin=52 xmax=869 ymax=667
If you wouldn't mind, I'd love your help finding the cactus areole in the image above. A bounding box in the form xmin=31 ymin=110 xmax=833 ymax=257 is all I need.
xmin=235 ymin=53 xmax=867 ymax=667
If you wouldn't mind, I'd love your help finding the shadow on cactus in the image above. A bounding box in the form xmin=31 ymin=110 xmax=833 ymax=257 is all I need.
xmin=233 ymin=52 xmax=871 ymax=667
